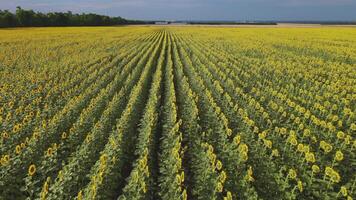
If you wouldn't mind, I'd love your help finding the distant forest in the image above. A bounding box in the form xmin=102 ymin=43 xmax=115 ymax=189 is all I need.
xmin=0 ymin=7 xmax=148 ymax=27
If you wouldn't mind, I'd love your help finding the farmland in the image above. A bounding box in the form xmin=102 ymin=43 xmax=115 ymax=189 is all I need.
xmin=0 ymin=26 xmax=355 ymax=200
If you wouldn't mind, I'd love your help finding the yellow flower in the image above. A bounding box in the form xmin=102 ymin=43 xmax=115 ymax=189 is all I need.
xmin=13 ymin=124 xmax=21 ymax=133
xmin=8 ymin=101 xmax=14 ymax=108
xmin=219 ymin=171 xmax=227 ymax=183
xmin=335 ymin=150 xmax=343 ymax=161
xmin=241 ymin=152 xmax=248 ymax=162
xmin=297 ymin=144 xmax=304 ymax=152
xmin=337 ymin=131 xmax=344 ymax=140
xmin=340 ymin=186 xmax=347 ymax=197
xmin=61 ymin=132 xmax=67 ymax=139
xmin=1 ymin=155 xmax=10 ymax=166
xmin=182 ymin=189 xmax=187 ymax=200
xmin=225 ymin=191 xmax=232 ymax=200
xmin=320 ymin=141 xmax=332 ymax=153
xmin=311 ymin=136 xmax=317 ymax=143
xmin=298 ymin=123 xmax=304 ymax=130
xmin=216 ymin=160 xmax=223 ymax=171
xmin=345 ymin=135 xmax=351 ymax=145
xmin=337 ymin=120 xmax=343 ymax=127
xmin=247 ymin=166 xmax=254 ymax=182
xmin=2 ymin=132 xmax=9 ymax=139
xmin=258 ymin=132 xmax=266 ymax=140
xmin=47 ymin=147 xmax=53 ymax=157
xmin=28 ymin=164 xmax=36 ymax=176
xmin=330 ymin=171 xmax=341 ymax=183
xmin=239 ymin=144 xmax=248 ymax=153
xmin=272 ymin=149 xmax=279 ymax=157
xmin=332 ymin=115 xmax=338 ymax=122
xmin=350 ymin=123 xmax=356 ymax=131
xmin=263 ymin=139 xmax=272 ymax=149
xmin=15 ymin=145 xmax=21 ymax=154
xmin=280 ymin=128 xmax=287 ymax=135
xmin=297 ymin=180 xmax=303 ymax=192
xmin=233 ymin=135 xmax=241 ymax=145
xmin=216 ymin=182 xmax=223 ymax=193
xmin=288 ymin=169 xmax=297 ymax=180
xmin=312 ymin=165 xmax=320 ymax=174
xmin=347 ymin=196 xmax=353 ymax=200
xmin=290 ymin=138 xmax=298 ymax=146
xmin=305 ymin=152 xmax=315 ymax=163
xmin=325 ymin=167 xmax=334 ymax=176
xmin=325 ymin=167 xmax=340 ymax=183
xmin=77 ymin=190 xmax=83 ymax=200
xmin=176 ymin=174 xmax=182 ymax=185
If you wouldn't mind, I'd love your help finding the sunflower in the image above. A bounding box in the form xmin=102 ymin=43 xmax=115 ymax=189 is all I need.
xmin=224 ymin=191 xmax=232 ymax=200
xmin=330 ymin=171 xmax=341 ymax=183
xmin=288 ymin=169 xmax=297 ymax=180
xmin=2 ymin=132 xmax=9 ymax=139
xmin=233 ymin=135 xmax=241 ymax=145
xmin=77 ymin=190 xmax=83 ymax=200
xmin=15 ymin=145 xmax=21 ymax=154
xmin=176 ymin=174 xmax=182 ymax=185
xmin=335 ymin=151 xmax=343 ymax=162
xmin=216 ymin=182 xmax=223 ymax=193
xmin=46 ymin=147 xmax=53 ymax=157
xmin=312 ymin=165 xmax=320 ymax=174
xmin=216 ymin=160 xmax=223 ymax=171
xmin=325 ymin=167 xmax=334 ymax=176
xmin=297 ymin=180 xmax=303 ymax=192
xmin=61 ymin=132 xmax=67 ymax=139
xmin=337 ymin=131 xmax=345 ymax=140
xmin=182 ymin=189 xmax=188 ymax=200
xmin=297 ymin=144 xmax=304 ymax=152
xmin=272 ymin=149 xmax=279 ymax=157
xmin=219 ymin=171 xmax=227 ymax=183
xmin=305 ymin=152 xmax=316 ymax=163
xmin=264 ymin=139 xmax=272 ymax=149
xmin=350 ymin=123 xmax=356 ymax=131
xmin=28 ymin=164 xmax=36 ymax=176
xmin=1 ymin=155 xmax=10 ymax=166
xmin=340 ymin=186 xmax=348 ymax=197
xmin=290 ymin=138 xmax=298 ymax=146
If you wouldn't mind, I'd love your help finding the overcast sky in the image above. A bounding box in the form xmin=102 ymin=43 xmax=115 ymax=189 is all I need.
xmin=1 ymin=0 xmax=356 ymax=21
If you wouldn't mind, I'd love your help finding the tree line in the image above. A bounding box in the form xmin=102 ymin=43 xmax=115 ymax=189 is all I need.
xmin=0 ymin=7 xmax=149 ymax=27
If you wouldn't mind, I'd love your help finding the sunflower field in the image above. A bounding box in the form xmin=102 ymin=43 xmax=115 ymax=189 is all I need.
xmin=0 ymin=26 xmax=355 ymax=200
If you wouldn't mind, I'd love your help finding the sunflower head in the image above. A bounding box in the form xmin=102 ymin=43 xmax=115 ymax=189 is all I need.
xmin=216 ymin=182 xmax=223 ymax=193
xmin=335 ymin=150 xmax=344 ymax=162
xmin=288 ymin=169 xmax=297 ymax=180
xmin=297 ymin=180 xmax=303 ymax=192
xmin=305 ymin=152 xmax=316 ymax=163
xmin=216 ymin=160 xmax=223 ymax=171
xmin=340 ymin=186 xmax=348 ymax=197
xmin=219 ymin=171 xmax=227 ymax=183
xmin=28 ymin=164 xmax=36 ymax=176
xmin=224 ymin=191 xmax=232 ymax=200
xmin=15 ymin=145 xmax=21 ymax=154
xmin=337 ymin=131 xmax=344 ymax=139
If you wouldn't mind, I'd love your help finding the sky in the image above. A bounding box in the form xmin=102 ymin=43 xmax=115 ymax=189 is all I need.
xmin=1 ymin=0 xmax=356 ymax=21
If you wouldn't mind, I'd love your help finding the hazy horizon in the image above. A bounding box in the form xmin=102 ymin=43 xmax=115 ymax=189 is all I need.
xmin=1 ymin=0 xmax=356 ymax=21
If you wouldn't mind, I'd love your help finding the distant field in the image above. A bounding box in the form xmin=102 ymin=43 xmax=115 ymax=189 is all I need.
xmin=0 ymin=27 xmax=355 ymax=200
xmin=135 ymin=23 xmax=356 ymax=28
